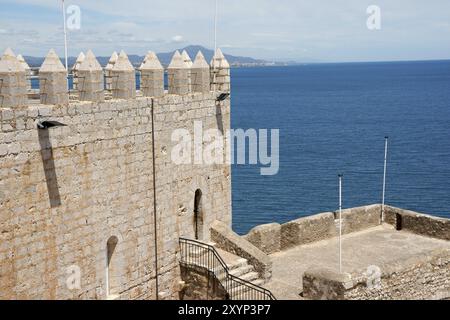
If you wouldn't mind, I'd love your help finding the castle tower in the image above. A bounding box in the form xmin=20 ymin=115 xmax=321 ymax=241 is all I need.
xmin=39 ymin=49 xmax=69 ymax=105
xmin=168 ymin=50 xmax=189 ymax=95
xmin=191 ymin=51 xmax=211 ymax=94
xmin=77 ymin=50 xmax=104 ymax=102
xmin=210 ymin=48 xmax=230 ymax=93
xmin=111 ymin=50 xmax=136 ymax=99
xmin=140 ymin=51 xmax=164 ymax=97
xmin=72 ymin=52 xmax=85 ymax=91
xmin=16 ymin=54 xmax=32 ymax=90
xmin=0 ymin=48 xmax=28 ymax=108
xmin=182 ymin=50 xmax=193 ymax=92
xmin=105 ymin=51 xmax=118 ymax=91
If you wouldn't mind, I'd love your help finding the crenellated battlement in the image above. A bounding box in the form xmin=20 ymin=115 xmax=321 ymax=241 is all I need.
xmin=0 ymin=48 xmax=231 ymax=109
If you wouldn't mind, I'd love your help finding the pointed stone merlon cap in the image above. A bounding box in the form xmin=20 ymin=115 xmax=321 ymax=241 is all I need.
xmin=72 ymin=52 xmax=85 ymax=72
xmin=39 ymin=49 xmax=68 ymax=105
xmin=182 ymin=50 xmax=193 ymax=68
xmin=0 ymin=48 xmax=28 ymax=108
xmin=191 ymin=51 xmax=211 ymax=94
xmin=71 ymin=52 xmax=85 ymax=90
xmin=182 ymin=50 xmax=193 ymax=92
xmin=111 ymin=50 xmax=136 ymax=99
xmin=77 ymin=50 xmax=104 ymax=102
xmin=16 ymin=54 xmax=30 ymax=71
xmin=210 ymin=48 xmax=230 ymax=93
xmin=105 ymin=51 xmax=118 ymax=90
xmin=105 ymin=51 xmax=118 ymax=71
xmin=168 ymin=50 xmax=189 ymax=95
xmin=16 ymin=54 xmax=32 ymax=89
xmin=140 ymin=51 xmax=164 ymax=97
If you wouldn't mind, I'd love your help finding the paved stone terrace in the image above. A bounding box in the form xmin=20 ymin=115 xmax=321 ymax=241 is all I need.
xmin=264 ymin=224 xmax=450 ymax=300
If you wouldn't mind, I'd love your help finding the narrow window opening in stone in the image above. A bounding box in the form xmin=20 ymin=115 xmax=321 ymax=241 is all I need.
xmin=106 ymin=236 xmax=119 ymax=298
xmin=194 ymin=189 xmax=203 ymax=240
xmin=396 ymin=213 xmax=403 ymax=231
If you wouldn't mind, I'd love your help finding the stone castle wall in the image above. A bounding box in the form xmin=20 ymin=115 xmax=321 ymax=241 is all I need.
xmin=303 ymin=249 xmax=450 ymax=300
xmin=0 ymin=94 xmax=231 ymax=300
xmin=0 ymin=49 xmax=232 ymax=300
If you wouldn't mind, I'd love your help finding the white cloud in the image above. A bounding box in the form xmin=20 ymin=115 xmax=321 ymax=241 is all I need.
xmin=171 ymin=35 xmax=183 ymax=43
xmin=1 ymin=0 xmax=450 ymax=61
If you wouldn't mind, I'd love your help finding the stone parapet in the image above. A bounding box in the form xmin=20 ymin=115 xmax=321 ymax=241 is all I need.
xmin=0 ymin=48 xmax=28 ymax=108
xmin=211 ymin=220 xmax=272 ymax=280
xmin=38 ymin=49 xmax=68 ymax=105
xmin=77 ymin=50 xmax=104 ymax=102
xmin=111 ymin=51 xmax=136 ymax=99
xmin=140 ymin=51 xmax=164 ymax=98
xmin=280 ymin=212 xmax=336 ymax=250
xmin=244 ymin=223 xmax=281 ymax=254
xmin=210 ymin=49 xmax=230 ymax=93
xmin=191 ymin=52 xmax=211 ymax=94
xmin=303 ymin=249 xmax=450 ymax=300
xmin=384 ymin=205 xmax=450 ymax=241
xmin=168 ymin=50 xmax=190 ymax=95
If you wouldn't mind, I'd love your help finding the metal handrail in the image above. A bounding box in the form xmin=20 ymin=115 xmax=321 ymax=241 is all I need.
xmin=179 ymin=237 xmax=276 ymax=300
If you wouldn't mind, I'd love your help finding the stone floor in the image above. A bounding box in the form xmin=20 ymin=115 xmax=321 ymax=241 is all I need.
xmin=263 ymin=224 xmax=450 ymax=300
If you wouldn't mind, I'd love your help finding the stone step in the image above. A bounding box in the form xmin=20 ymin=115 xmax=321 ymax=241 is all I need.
xmin=229 ymin=264 xmax=254 ymax=277
xmin=239 ymin=271 xmax=259 ymax=282
xmin=226 ymin=258 xmax=248 ymax=270
xmin=252 ymin=279 xmax=265 ymax=286
xmin=187 ymin=243 xmax=216 ymax=259
xmin=228 ymin=279 xmax=270 ymax=300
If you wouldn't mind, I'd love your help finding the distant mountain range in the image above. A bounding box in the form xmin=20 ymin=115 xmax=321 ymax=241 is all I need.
xmin=23 ymin=45 xmax=288 ymax=69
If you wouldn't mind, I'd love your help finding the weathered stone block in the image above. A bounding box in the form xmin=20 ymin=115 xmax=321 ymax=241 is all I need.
xmin=280 ymin=212 xmax=336 ymax=250
xmin=338 ymin=204 xmax=381 ymax=235
xmin=245 ymin=223 xmax=281 ymax=254
xmin=211 ymin=220 xmax=272 ymax=280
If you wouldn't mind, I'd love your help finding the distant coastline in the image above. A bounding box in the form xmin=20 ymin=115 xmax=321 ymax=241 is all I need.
xmin=21 ymin=44 xmax=449 ymax=69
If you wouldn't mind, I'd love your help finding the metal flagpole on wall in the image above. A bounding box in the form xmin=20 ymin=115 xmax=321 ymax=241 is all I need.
xmin=381 ymin=136 xmax=389 ymax=224
xmin=213 ymin=0 xmax=218 ymax=93
xmin=61 ymin=0 xmax=69 ymax=89
xmin=339 ymin=174 xmax=343 ymax=273
xmin=214 ymin=0 xmax=218 ymax=54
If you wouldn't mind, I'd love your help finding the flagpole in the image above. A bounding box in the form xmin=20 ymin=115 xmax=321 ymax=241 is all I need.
xmin=214 ymin=0 xmax=218 ymax=54
xmin=339 ymin=174 xmax=343 ymax=273
xmin=213 ymin=0 xmax=218 ymax=93
xmin=62 ymin=0 xmax=69 ymax=88
xmin=381 ymin=136 xmax=389 ymax=224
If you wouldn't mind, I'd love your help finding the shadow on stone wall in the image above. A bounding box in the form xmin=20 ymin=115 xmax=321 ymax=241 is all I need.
xmin=179 ymin=265 xmax=228 ymax=300
xmin=215 ymin=103 xmax=224 ymax=135
xmin=38 ymin=129 xmax=61 ymax=208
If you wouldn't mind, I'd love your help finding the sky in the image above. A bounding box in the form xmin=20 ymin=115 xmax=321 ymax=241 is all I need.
xmin=0 ymin=0 xmax=449 ymax=62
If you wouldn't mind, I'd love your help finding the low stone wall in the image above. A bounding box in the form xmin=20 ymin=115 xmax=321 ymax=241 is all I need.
xmin=337 ymin=204 xmax=381 ymax=235
xmin=303 ymin=249 xmax=450 ymax=300
xmin=384 ymin=206 xmax=450 ymax=241
xmin=244 ymin=223 xmax=281 ymax=254
xmin=210 ymin=220 xmax=272 ymax=280
xmin=245 ymin=205 xmax=382 ymax=253
xmin=303 ymin=269 xmax=353 ymax=300
xmin=280 ymin=212 xmax=336 ymax=251
xmin=179 ymin=265 xmax=228 ymax=300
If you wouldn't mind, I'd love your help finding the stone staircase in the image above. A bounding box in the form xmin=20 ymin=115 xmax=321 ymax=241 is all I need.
xmin=180 ymin=239 xmax=273 ymax=300
xmin=216 ymin=248 xmax=266 ymax=285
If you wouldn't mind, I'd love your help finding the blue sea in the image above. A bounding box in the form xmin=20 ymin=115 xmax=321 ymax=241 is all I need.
xmin=231 ymin=61 xmax=450 ymax=235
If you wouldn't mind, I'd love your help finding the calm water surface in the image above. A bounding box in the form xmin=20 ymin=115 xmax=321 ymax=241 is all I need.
xmin=231 ymin=61 xmax=450 ymax=234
